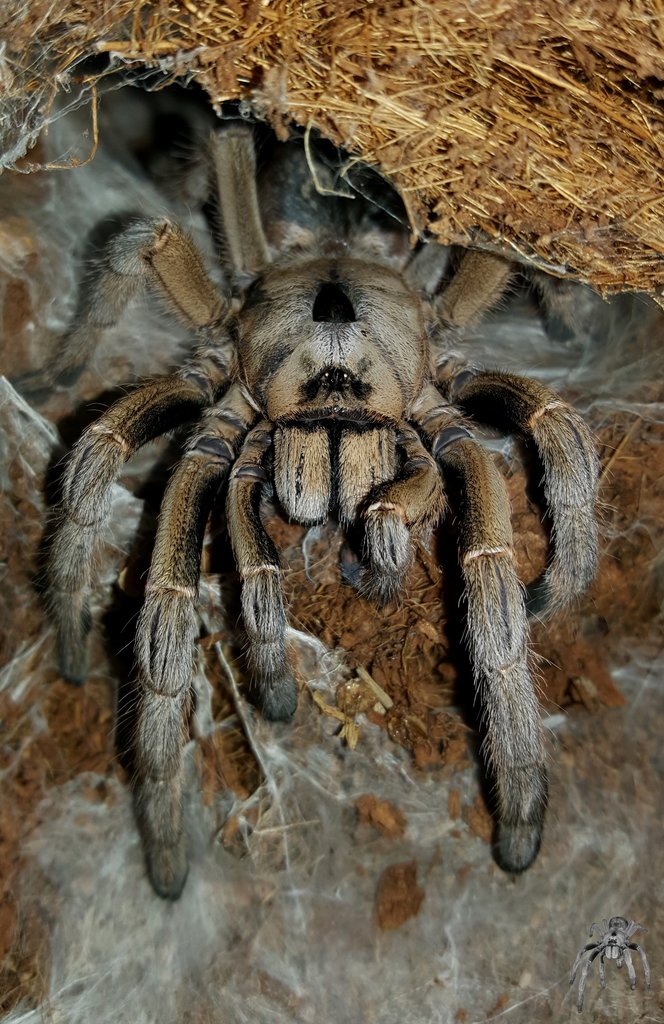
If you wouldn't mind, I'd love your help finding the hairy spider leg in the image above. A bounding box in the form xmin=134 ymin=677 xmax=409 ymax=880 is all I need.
xmin=622 ymin=947 xmax=638 ymax=990
xmin=226 ymin=421 xmax=298 ymax=722
xmin=48 ymin=349 xmax=230 ymax=683
xmin=133 ymin=384 xmax=257 ymax=899
xmin=407 ymin=242 xmax=583 ymax=340
xmin=24 ymin=217 xmax=228 ymax=390
xmin=435 ymin=250 xmax=514 ymax=328
xmin=576 ymin=947 xmax=602 ymax=1011
xmin=627 ymin=943 xmax=651 ymax=990
xmin=570 ymin=942 xmax=600 ymax=985
xmin=438 ymin=366 xmax=599 ymax=615
xmin=529 ymin=269 xmax=588 ymax=339
xmin=210 ymin=125 xmax=270 ymax=283
xmin=414 ymin=383 xmax=548 ymax=873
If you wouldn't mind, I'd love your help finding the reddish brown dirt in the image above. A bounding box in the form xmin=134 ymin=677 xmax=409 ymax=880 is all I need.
xmin=374 ymin=860 xmax=426 ymax=932
xmin=462 ymin=795 xmax=494 ymax=845
xmin=355 ymin=795 xmax=407 ymax=839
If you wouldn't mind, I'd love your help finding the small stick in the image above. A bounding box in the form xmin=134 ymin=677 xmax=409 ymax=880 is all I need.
xmin=356 ymin=665 xmax=394 ymax=710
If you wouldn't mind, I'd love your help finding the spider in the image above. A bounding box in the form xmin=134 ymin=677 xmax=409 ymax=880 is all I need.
xmin=46 ymin=124 xmax=599 ymax=898
xmin=570 ymin=917 xmax=651 ymax=1012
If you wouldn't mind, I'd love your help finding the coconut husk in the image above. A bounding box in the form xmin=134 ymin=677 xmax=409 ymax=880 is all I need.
xmin=1 ymin=1 xmax=663 ymax=296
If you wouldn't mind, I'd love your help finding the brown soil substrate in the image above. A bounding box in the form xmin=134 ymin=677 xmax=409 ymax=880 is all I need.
xmin=374 ymin=860 xmax=426 ymax=933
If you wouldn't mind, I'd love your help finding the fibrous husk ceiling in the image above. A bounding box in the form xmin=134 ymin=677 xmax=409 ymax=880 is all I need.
xmin=1 ymin=0 xmax=663 ymax=301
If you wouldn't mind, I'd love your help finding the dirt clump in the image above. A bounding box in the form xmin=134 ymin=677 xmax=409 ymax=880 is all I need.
xmin=355 ymin=795 xmax=407 ymax=839
xmin=374 ymin=860 xmax=425 ymax=933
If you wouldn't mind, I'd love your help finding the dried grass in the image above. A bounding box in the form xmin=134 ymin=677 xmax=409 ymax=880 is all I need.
xmin=1 ymin=0 xmax=663 ymax=299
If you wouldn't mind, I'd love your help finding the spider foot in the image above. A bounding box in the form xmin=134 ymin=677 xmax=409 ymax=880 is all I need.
xmin=496 ymin=820 xmax=543 ymax=874
xmin=494 ymin=763 xmax=548 ymax=873
xmin=360 ymin=566 xmax=407 ymax=607
xmin=50 ymin=590 xmax=91 ymax=684
xmin=259 ymin=673 xmax=299 ymax=721
xmin=524 ymin=577 xmax=552 ymax=618
xmin=145 ymin=837 xmax=189 ymax=901
xmin=339 ymin=540 xmax=363 ymax=590
xmin=250 ymin=641 xmax=298 ymax=721
xmin=134 ymin=776 xmax=189 ymax=900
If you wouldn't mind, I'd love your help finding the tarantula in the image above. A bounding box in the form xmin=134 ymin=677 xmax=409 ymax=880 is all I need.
xmin=46 ymin=124 xmax=599 ymax=898
xmin=570 ymin=917 xmax=651 ymax=1012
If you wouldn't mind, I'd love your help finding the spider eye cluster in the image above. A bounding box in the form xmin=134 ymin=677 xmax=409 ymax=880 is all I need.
xmin=299 ymin=366 xmax=372 ymax=405
xmin=322 ymin=369 xmax=349 ymax=383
